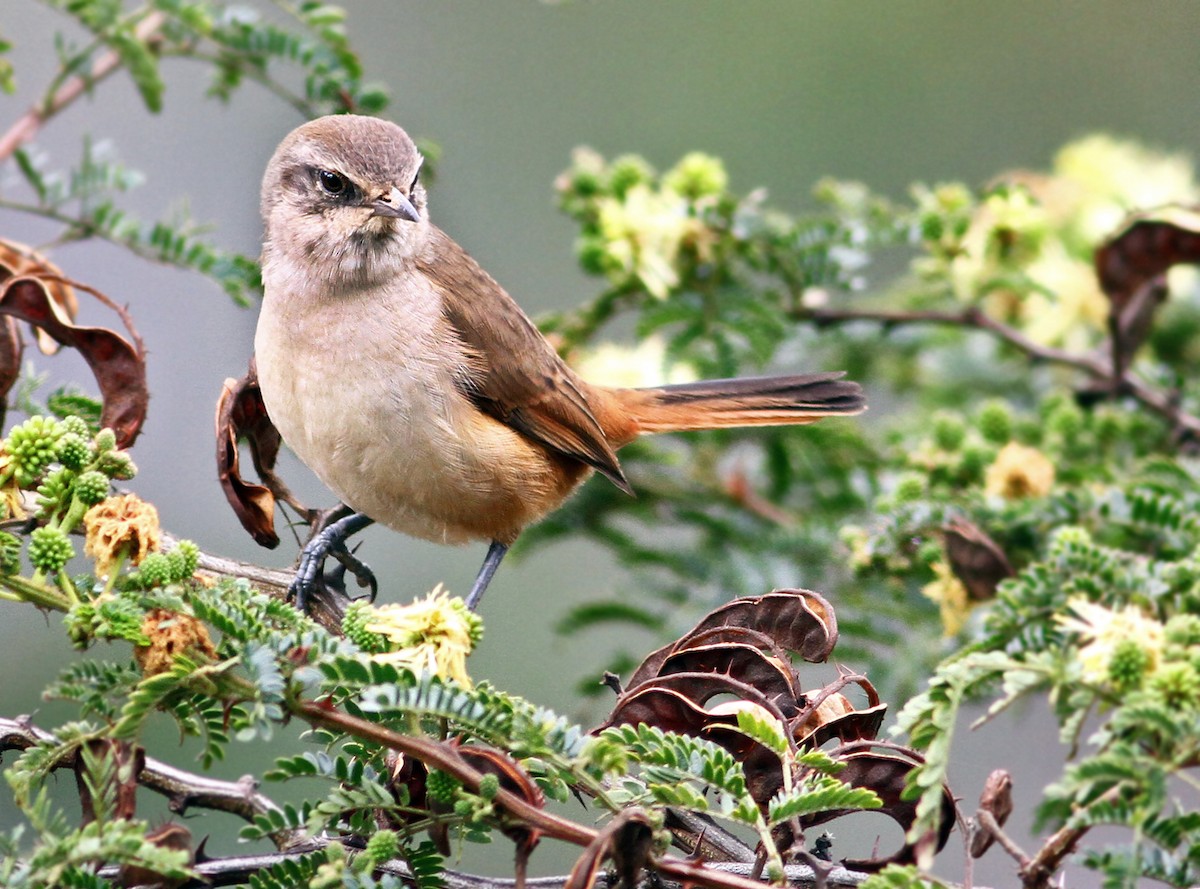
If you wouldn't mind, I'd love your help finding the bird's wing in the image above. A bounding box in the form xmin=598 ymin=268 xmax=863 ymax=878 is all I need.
xmin=417 ymin=229 xmax=632 ymax=493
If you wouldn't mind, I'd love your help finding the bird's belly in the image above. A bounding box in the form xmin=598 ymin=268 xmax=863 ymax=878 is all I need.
xmin=256 ymin=310 xmax=584 ymax=545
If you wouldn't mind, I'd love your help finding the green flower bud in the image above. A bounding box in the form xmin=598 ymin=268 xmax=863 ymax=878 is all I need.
xmin=477 ymin=772 xmax=500 ymax=801
xmin=36 ymin=468 xmax=76 ymax=516
xmin=56 ymin=433 xmax=91 ymax=471
xmin=1092 ymin=406 xmax=1124 ymax=446
xmin=59 ymin=415 xmax=91 ymax=439
xmin=957 ymin=442 xmax=994 ymax=483
xmin=28 ymin=526 xmax=75 ymax=573
xmin=96 ymin=450 xmax=137 ymax=480
xmin=425 ymin=769 xmax=462 ymax=805
xmin=976 ymin=399 xmax=1013 ymax=445
xmin=1107 ymin=639 xmax=1149 ymax=691
xmin=6 ymin=416 xmax=64 ymax=486
xmin=894 ymin=472 xmax=926 ymax=503
xmin=1046 ymin=402 xmax=1085 ymax=442
xmin=452 ymin=798 xmax=476 ymax=819
xmin=363 ymin=829 xmax=400 ymax=865
xmin=576 ymin=235 xmax=621 ymax=277
xmin=74 ymin=470 xmax=111 ymax=506
xmin=1149 ymin=662 xmax=1200 ymax=708
xmin=93 ymin=428 xmax=117 ymax=454
xmin=663 ymin=152 xmax=728 ymax=200
xmin=173 ymin=540 xmax=199 ymax=578
xmin=932 ymin=411 xmax=967 ymax=452
xmin=341 ymin=599 xmax=390 ymax=654
xmin=608 ymin=154 xmax=655 ymax=198
xmin=137 ymin=552 xmax=172 ymax=588
xmin=1165 ymin=614 xmax=1200 ymax=647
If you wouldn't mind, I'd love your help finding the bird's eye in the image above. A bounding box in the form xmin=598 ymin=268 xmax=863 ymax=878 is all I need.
xmin=317 ymin=170 xmax=347 ymax=195
xmin=409 ymin=167 xmax=421 ymax=192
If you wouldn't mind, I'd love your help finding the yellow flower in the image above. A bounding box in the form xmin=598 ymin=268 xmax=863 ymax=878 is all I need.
xmin=922 ymin=560 xmax=972 ymax=637
xmin=1019 ymin=245 xmax=1108 ymax=349
xmin=597 ymin=184 xmax=698 ymax=298
xmin=984 ymin=442 xmax=1055 ymax=500
xmin=83 ymin=493 xmax=161 ymax=576
xmin=571 ymin=335 xmax=697 ymax=389
xmin=1057 ymin=597 xmax=1165 ymax=685
xmin=1053 ymin=134 xmax=1198 ymax=247
xmin=363 ymin=586 xmax=478 ymax=686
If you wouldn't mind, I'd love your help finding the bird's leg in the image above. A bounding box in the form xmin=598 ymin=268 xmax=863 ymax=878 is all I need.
xmin=464 ymin=540 xmax=510 ymax=611
xmin=291 ymin=511 xmax=375 ymax=610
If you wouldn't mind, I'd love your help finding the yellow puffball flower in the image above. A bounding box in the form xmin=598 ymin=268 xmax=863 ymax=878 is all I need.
xmin=1057 ymin=597 xmax=1166 ymax=686
xmin=984 ymin=442 xmax=1055 ymax=500
xmin=363 ymin=586 xmax=479 ymax=687
xmin=922 ymin=560 xmax=972 ymax=638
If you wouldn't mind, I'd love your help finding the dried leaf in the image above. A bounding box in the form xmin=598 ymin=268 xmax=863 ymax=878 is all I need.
xmin=215 ymin=364 xmax=282 ymax=548
xmin=943 ymin=518 xmax=1014 ymax=602
xmin=0 ymin=239 xmax=78 ymax=355
xmin=0 ymin=276 xmax=148 ymax=447
xmin=627 ymin=589 xmax=836 ymax=688
xmin=801 ymin=745 xmax=956 ymax=872
xmin=1095 ymin=207 xmax=1200 ymax=374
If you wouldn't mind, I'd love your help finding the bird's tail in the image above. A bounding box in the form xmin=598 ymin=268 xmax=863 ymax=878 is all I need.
xmin=611 ymin=372 xmax=865 ymax=437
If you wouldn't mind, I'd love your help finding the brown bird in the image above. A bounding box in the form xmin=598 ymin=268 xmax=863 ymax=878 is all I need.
xmin=255 ymin=115 xmax=865 ymax=609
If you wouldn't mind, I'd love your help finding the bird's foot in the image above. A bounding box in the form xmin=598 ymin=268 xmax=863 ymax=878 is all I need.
xmin=291 ymin=511 xmax=375 ymax=611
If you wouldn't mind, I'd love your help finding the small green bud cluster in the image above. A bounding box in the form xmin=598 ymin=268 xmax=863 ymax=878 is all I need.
xmin=1149 ymin=662 xmax=1200 ymax=708
xmin=976 ymin=400 xmax=1013 ymax=446
xmin=130 ymin=541 xmax=200 ymax=589
xmin=362 ymin=829 xmax=400 ymax=867
xmin=424 ymin=769 xmax=462 ymax=805
xmin=6 ymin=417 xmax=64 ymax=487
xmin=1107 ymin=639 xmax=1150 ymax=691
xmin=341 ymin=599 xmax=391 ymax=654
xmin=27 ymin=526 xmax=75 ymax=573
xmin=556 ymin=147 xmax=730 ymax=298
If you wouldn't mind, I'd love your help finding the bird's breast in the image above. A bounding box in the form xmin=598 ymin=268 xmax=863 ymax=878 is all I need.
xmin=254 ymin=274 xmax=584 ymax=545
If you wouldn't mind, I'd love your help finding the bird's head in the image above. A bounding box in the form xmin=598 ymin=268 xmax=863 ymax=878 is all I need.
xmin=261 ymin=114 xmax=430 ymax=288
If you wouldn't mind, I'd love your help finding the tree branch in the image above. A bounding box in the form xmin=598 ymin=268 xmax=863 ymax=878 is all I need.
xmin=798 ymin=303 xmax=1200 ymax=442
xmin=0 ymin=12 xmax=167 ymax=163
xmin=0 ymin=715 xmax=303 ymax=849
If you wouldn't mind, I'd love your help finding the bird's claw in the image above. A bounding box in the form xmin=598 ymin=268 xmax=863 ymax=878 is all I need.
xmin=289 ymin=511 xmax=375 ymax=611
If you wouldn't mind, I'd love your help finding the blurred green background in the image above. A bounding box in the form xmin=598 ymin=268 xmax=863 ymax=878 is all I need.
xmin=2 ymin=2 xmax=1198 ymax=885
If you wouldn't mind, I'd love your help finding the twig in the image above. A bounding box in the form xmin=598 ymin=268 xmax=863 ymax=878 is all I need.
xmin=975 ymin=810 xmax=1029 ymax=869
xmin=0 ymin=715 xmax=302 ymax=849
xmin=797 ymin=303 xmax=1200 ymax=443
xmin=0 ymin=12 xmax=167 ymax=163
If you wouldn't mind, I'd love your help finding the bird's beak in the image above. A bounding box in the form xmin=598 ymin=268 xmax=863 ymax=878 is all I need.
xmin=370 ymin=186 xmax=419 ymax=222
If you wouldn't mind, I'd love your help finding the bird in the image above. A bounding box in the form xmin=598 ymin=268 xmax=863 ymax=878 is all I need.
xmin=255 ymin=114 xmax=865 ymax=611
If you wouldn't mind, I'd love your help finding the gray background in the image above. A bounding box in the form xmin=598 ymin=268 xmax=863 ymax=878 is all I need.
xmin=2 ymin=2 xmax=1199 ymax=885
